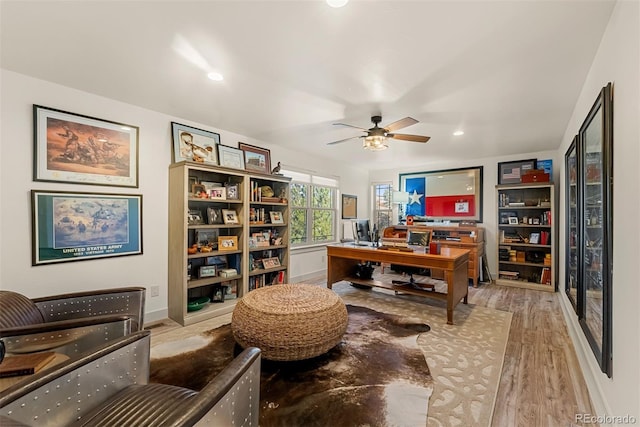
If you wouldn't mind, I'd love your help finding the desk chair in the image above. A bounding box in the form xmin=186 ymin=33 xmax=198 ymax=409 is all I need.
xmin=391 ymin=229 xmax=435 ymax=291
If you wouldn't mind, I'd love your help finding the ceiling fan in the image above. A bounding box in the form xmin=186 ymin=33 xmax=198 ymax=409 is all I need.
xmin=328 ymin=115 xmax=430 ymax=150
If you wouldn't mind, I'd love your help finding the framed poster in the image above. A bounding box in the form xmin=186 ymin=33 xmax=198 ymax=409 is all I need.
xmin=239 ymin=142 xmax=271 ymax=174
xmin=497 ymin=159 xmax=537 ymax=185
xmin=341 ymin=194 xmax=357 ymax=219
xmin=33 ymin=105 xmax=139 ymax=187
xmin=171 ymin=122 xmax=220 ymax=165
xmin=400 ymin=166 xmax=483 ymax=222
xmin=31 ymin=190 xmax=142 ymax=266
xmin=217 ymin=145 xmax=245 ymax=170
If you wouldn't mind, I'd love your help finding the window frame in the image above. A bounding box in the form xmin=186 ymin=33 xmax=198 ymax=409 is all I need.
xmin=372 ymin=181 xmax=393 ymax=233
xmin=284 ymin=169 xmax=339 ymax=248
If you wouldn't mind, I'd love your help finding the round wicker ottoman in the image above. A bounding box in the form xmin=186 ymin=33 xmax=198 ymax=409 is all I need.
xmin=231 ymin=284 xmax=348 ymax=361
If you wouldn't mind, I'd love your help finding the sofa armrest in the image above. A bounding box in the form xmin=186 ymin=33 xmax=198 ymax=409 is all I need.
xmin=0 ymin=331 xmax=150 ymax=426
xmin=164 ymin=347 xmax=262 ymax=426
xmin=32 ymin=287 xmax=146 ymax=331
xmin=0 ymin=315 xmax=132 ymax=356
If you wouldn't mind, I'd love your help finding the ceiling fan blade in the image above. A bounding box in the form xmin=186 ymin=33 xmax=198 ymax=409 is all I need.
xmin=333 ymin=123 xmax=368 ymax=132
xmin=327 ymin=136 xmax=364 ymax=145
xmin=384 ymin=117 xmax=418 ymax=132
xmin=387 ymin=133 xmax=430 ymax=143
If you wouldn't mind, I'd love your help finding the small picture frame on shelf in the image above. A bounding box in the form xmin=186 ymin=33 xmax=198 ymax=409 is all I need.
xmin=218 ymin=235 xmax=238 ymax=251
xmin=508 ymin=217 xmax=519 ymax=225
xmin=269 ymin=211 xmax=284 ymax=224
xmin=225 ymin=183 xmax=240 ymax=200
xmin=196 ymin=229 xmax=218 ymax=249
xmin=529 ymin=232 xmax=540 ymax=244
xmin=199 ymin=265 xmax=217 ymax=278
xmin=188 ymin=209 xmax=205 ymax=225
xmin=209 ymin=186 xmax=226 ymax=200
xmin=207 ymin=207 xmax=224 ymax=224
xmin=222 ymin=209 xmax=239 ymax=225
xmin=273 ymin=237 xmax=283 ymax=245
xmin=262 ymin=257 xmax=281 ymax=269
xmin=192 ymin=184 xmax=207 ymax=198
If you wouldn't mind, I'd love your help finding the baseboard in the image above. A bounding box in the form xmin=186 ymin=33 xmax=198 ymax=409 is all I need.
xmin=144 ymin=308 xmax=168 ymax=324
xmin=559 ymin=294 xmax=611 ymax=418
xmin=290 ymin=269 xmax=326 ymax=283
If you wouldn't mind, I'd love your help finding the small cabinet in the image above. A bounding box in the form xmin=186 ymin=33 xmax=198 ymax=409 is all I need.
xmin=496 ymin=183 xmax=555 ymax=292
xmin=168 ymin=162 xmax=290 ymax=326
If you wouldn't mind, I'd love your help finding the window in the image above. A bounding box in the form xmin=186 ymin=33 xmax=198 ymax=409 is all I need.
xmin=373 ymin=182 xmax=393 ymax=232
xmin=283 ymin=169 xmax=338 ymax=246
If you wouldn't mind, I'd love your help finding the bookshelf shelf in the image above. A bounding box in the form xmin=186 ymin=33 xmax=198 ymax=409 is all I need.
xmin=496 ymin=183 xmax=555 ymax=292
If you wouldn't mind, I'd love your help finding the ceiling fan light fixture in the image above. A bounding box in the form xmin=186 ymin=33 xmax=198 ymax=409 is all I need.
xmin=363 ymin=135 xmax=388 ymax=151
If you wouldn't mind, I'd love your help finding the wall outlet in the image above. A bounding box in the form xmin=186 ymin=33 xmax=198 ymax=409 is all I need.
xmin=150 ymin=285 xmax=160 ymax=297
xmin=321 ymin=254 xmax=326 ymax=263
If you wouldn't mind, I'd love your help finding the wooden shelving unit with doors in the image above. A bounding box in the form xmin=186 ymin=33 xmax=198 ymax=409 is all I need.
xmin=496 ymin=183 xmax=556 ymax=292
xmin=168 ymin=161 xmax=290 ymax=326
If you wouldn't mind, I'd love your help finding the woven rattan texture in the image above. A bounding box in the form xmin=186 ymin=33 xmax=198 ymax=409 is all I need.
xmin=231 ymin=284 xmax=348 ymax=361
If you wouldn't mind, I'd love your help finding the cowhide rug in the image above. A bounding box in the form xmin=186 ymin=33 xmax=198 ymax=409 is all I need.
xmin=150 ymin=304 xmax=433 ymax=427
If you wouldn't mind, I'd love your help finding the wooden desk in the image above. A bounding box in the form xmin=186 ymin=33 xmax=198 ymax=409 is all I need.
xmin=326 ymin=243 xmax=470 ymax=324
xmin=382 ymin=225 xmax=485 ymax=286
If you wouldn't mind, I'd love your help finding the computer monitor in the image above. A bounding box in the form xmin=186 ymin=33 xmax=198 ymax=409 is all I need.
xmin=352 ymin=219 xmax=371 ymax=244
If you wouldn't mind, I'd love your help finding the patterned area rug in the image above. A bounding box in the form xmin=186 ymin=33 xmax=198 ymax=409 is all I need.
xmin=332 ymin=281 xmax=513 ymax=427
xmin=149 ymin=281 xmax=512 ymax=427
xmin=150 ymin=304 xmax=433 ymax=426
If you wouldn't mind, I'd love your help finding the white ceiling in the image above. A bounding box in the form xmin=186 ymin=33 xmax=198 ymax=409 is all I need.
xmin=1 ymin=0 xmax=615 ymax=171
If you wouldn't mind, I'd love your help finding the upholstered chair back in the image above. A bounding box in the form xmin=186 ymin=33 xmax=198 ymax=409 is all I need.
xmin=0 ymin=291 xmax=45 ymax=328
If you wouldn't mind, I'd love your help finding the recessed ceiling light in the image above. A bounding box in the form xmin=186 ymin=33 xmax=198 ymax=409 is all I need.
xmin=326 ymin=0 xmax=348 ymax=8
xmin=453 ymin=130 xmax=464 ymax=136
xmin=207 ymin=72 xmax=224 ymax=81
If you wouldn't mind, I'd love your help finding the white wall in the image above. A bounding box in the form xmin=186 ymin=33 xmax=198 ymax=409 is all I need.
xmin=556 ymin=0 xmax=640 ymax=420
xmin=0 ymin=70 xmax=369 ymax=322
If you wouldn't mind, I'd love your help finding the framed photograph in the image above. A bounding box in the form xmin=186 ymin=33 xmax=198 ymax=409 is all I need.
xmin=262 ymin=257 xmax=281 ymax=269
xmin=218 ymin=235 xmax=238 ymax=251
xmin=498 ymin=159 xmax=537 ymax=185
xmin=239 ymin=142 xmax=271 ymax=174
xmin=225 ymin=183 xmax=240 ymax=200
xmin=199 ymin=265 xmax=217 ymax=278
xmin=188 ymin=176 xmax=198 ymax=192
xmin=269 ymin=211 xmax=284 ymax=224
xmin=171 ymin=122 xmax=220 ymax=165
xmin=209 ymin=187 xmax=226 ymax=200
xmin=217 ymin=145 xmax=245 ymax=170
xmin=33 ymin=105 xmax=139 ymax=188
xmin=196 ymin=229 xmax=218 ymax=249
xmin=207 ymin=207 xmax=223 ymax=224
xmin=222 ymin=209 xmax=239 ymax=224
xmin=341 ymin=194 xmax=357 ymax=219
xmin=188 ymin=209 xmax=205 ymax=225
xmin=31 ymin=190 xmax=142 ymax=266
xmin=529 ymin=232 xmax=540 ymax=244
xmin=508 ymin=217 xmax=519 ymax=225
xmin=407 ymin=229 xmax=431 ymax=246
xmin=192 ymin=184 xmax=207 ymax=198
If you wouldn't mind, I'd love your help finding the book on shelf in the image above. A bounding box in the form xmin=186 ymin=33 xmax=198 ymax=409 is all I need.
xmin=540 ymin=267 xmax=551 ymax=285
xmin=0 ymin=351 xmax=56 ymax=378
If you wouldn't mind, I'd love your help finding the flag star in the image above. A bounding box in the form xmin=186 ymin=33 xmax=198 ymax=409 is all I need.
xmin=409 ymin=190 xmax=423 ymax=205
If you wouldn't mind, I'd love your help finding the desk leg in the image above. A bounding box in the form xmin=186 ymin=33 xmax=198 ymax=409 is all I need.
xmin=327 ymin=256 xmax=357 ymax=289
xmin=445 ymin=262 xmax=470 ymax=325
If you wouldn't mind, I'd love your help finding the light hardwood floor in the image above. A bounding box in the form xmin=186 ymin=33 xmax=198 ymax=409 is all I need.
xmin=147 ymin=273 xmax=597 ymax=427
xmin=302 ymin=273 xmax=596 ymax=427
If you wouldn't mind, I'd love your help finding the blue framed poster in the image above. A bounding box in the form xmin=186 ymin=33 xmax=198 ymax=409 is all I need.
xmin=31 ymin=190 xmax=143 ymax=265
